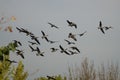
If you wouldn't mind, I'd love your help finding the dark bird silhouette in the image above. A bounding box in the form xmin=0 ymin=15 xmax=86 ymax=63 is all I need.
xmin=50 ymin=48 xmax=59 ymax=52
xmin=30 ymin=35 xmax=39 ymax=40
xmin=67 ymin=20 xmax=77 ymax=28
xmin=41 ymin=30 xmax=47 ymax=38
xmin=48 ymin=40 xmax=59 ymax=44
xmin=68 ymin=33 xmax=77 ymax=41
xmin=104 ymin=26 xmax=113 ymax=30
xmin=78 ymin=31 xmax=87 ymax=37
xmin=35 ymin=47 xmax=44 ymax=56
xmin=70 ymin=46 xmax=80 ymax=53
xmin=41 ymin=30 xmax=49 ymax=42
xmin=36 ymin=47 xmax=40 ymax=53
xmin=44 ymin=37 xmax=49 ymax=42
xmin=16 ymin=49 xmax=24 ymax=59
xmin=29 ymin=45 xmax=36 ymax=52
xmin=33 ymin=39 xmax=40 ymax=45
xmin=64 ymin=39 xmax=75 ymax=45
xmin=30 ymin=35 xmax=40 ymax=45
xmin=29 ymin=45 xmax=44 ymax=56
xmin=33 ymin=37 xmax=40 ymax=45
xmin=16 ymin=27 xmax=23 ymax=32
xmin=98 ymin=21 xmax=105 ymax=34
xmin=24 ymin=30 xmax=33 ymax=36
xmin=48 ymin=22 xmax=59 ymax=29
xmin=16 ymin=27 xmax=34 ymax=36
xmin=47 ymin=75 xmax=56 ymax=80
xmin=5 ymin=59 xmax=17 ymax=63
xmin=28 ymin=41 xmax=38 ymax=45
xmin=68 ymin=50 xmax=79 ymax=55
xmin=59 ymin=45 xmax=70 ymax=55
xmin=13 ymin=40 xmax=22 ymax=47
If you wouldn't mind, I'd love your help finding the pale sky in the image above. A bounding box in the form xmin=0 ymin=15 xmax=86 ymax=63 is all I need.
xmin=0 ymin=0 xmax=120 ymax=79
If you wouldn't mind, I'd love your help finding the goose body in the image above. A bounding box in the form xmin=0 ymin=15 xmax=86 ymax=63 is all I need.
xmin=16 ymin=49 xmax=24 ymax=59
xmin=68 ymin=33 xmax=77 ymax=41
xmin=70 ymin=46 xmax=80 ymax=53
xmin=50 ymin=48 xmax=59 ymax=52
xmin=41 ymin=30 xmax=49 ymax=42
xmin=59 ymin=45 xmax=70 ymax=55
xmin=98 ymin=21 xmax=105 ymax=34
xmin=64 ymin=39 xmax=75 ymax=45
xmin=67 ymin=20 xmax=77 ymax=28
xmin=48 ymin=22 xmax=59 ymax=29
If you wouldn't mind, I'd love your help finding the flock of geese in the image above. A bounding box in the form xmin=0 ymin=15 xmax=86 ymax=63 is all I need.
xmin=7 ymin=20 xmax=112 ymax=63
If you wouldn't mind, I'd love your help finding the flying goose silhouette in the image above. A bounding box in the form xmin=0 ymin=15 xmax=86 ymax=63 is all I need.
xmin=41 ymin=30 xmax=49 ymax=42
xmin=35 ymin=47 xmax=44 ymax=56
xmin=70 ymin=46 xmax=80 ymax=53
xmin=67 ymin=20 xmax=77 ymax=28
xmin=46 ymin=75 xmax=56 ymax=80
xmin=78 ymin=31 xmax=87 ymax=37
xmin=29 ymin=45 xmax=36 ymax=52
xmin=16 ymin=27 xmax=34 ymax=36
xmin=50 ymin=48 xmax=59 ymax=52
xmin=28 ymin=41 xmax=38 ymax=45
xmin=104 ymin=26 xmax=113 ymax=30
xmin=5 ymin=59 xmax=17 ymax=63
xmin=29 ymin=45 xmax=44 ymax=56
xmin=68 ymin=50 xmax=79 ymax=55
xmin=30 ymin=35 xmax=40 ymax=45
xmin=16 ymin=49 xmax=24 ymax=59
xmin=68 ymin=33 xmax=77 ymax=41
xmin=48 ymin=40 xmax=59 ymax=44
xmin=98 ymin=21 xmax=105 ymax=34
xmin=16 ymin=27 xmax=23 ymax=33
xmin=48 ymin=22 xmax=59 ymax=29
xmin=59 ymin=45 xmax=70 ymax=55
xmin=13 ymin=40 xmax=22 ymax=47
xmin=64 ymin=39 xmax=75 ymax=45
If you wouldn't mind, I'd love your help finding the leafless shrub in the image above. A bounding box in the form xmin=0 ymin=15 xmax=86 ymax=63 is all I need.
xmin=67 ymin=57 xmax=120 ymax=80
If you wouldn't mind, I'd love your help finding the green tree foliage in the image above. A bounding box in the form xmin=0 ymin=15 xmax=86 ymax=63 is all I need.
xmin=0 ymin=42 xmax=16 ymax=80
xmin=12 ymin=61 xmax=28 ymax=80
xmin=0 ymin=42 xmax=28 ymax=80
xmin=0 ymin=42 xmax=17 ymax=61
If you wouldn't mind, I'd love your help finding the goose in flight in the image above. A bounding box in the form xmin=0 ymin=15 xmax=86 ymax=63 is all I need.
xmin=29 ymin=45 xmax=44 ymax=56
xmin=41 ymin=30 xmax=49 ymax=42
xmin=68 ymin=33 xmax=77 ymax=41
xmin=48 ymin=40 xmax=59 ymax=44
xmin=68 ymin=50 xmax=79 ymax=55
xmin=78 ymin=31 xmax=87 ymax=37
xmin=64 ymin=39 xmax=75 ymax=45
xmin=59 ymin=45 xmax=70 ymax=55
xmin=5 ymin=59 xmax=17 ymax=63
xmin=16 ymin=49 xmax=24 ymax=59
xmin=30 ymin=35 xmax=40 ymax=45
xmin=48 ymin=22 xmax=59 ymax=29
xmin=29 ymin=45 xmax=36 ymax=52
xmin=70 ymin=46 xmax=80 ymax=53
xmin=46 ymin=76 xmax=56 ymax=80
xmin=13 ymin=40 xmax=22 ymax=47
xmin=35 ymin=47 xmax=44 ymax=56
xmin=98 ymin=21 xmax=105 ymax=34
xmin=16 ymin=27 xmax=34 ymax=36
xmin=104 ymin=26 xmax=113 ymax=30
xmin=67 ymin=20 xmax=77 ymax=28
xmin=16 ymin=27 xmax=23 ymax=32
xmin=28 ymin=41 xmax=38 ymax=45
xmin=50 ymin=48 xmax=59 ymax=52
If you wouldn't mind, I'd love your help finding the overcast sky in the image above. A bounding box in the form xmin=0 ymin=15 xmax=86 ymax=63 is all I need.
xmin=0 ymin=0 xmax=120 ymax=79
